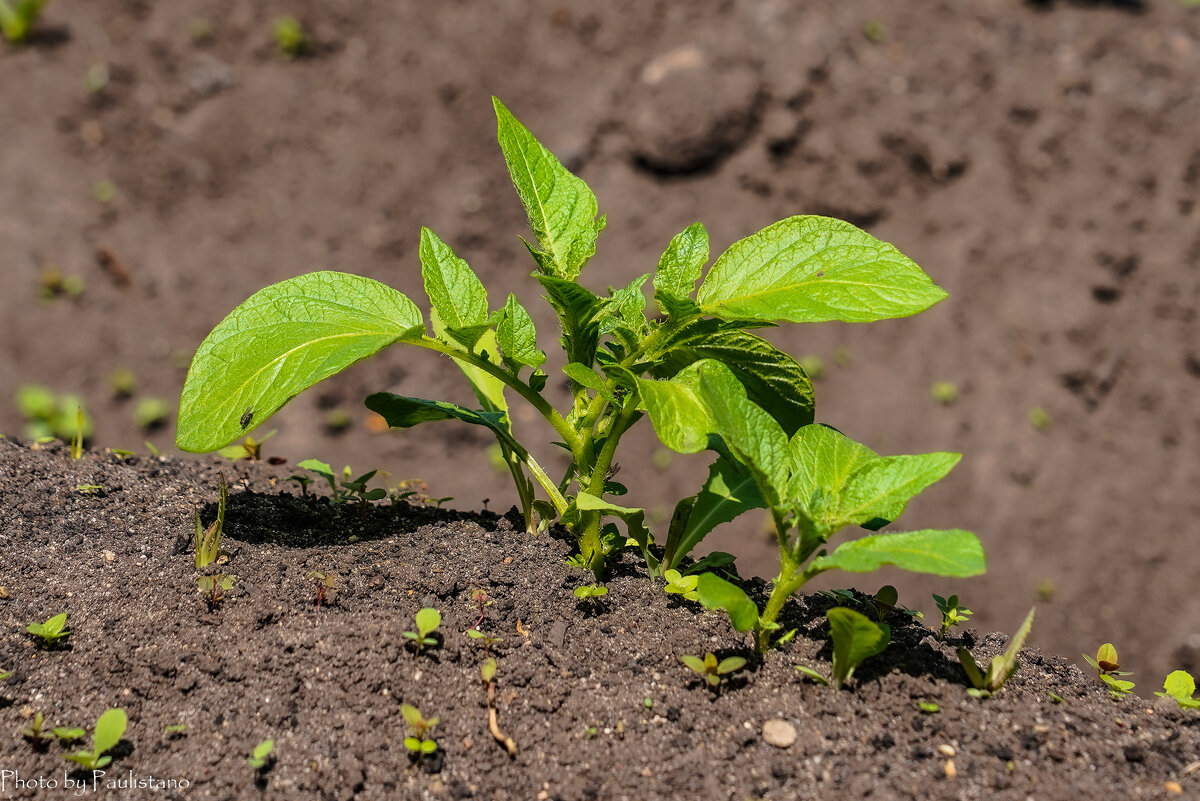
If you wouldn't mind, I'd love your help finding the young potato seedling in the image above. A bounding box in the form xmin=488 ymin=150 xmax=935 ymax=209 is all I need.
xmin=247 ymin=739 xmax=275 ymax=770
xmin=26 ymin=612 xmax=70 ymax=647
xmin=933 ymin=593 xmax=973 ymax=641
xmin=64 ymin=708 xmax=126 ymax=770
xmin=401 ymin=704 xmax=439 ymax=758
xmin=795 ymin=607 xmax=891 ymax=690
xmin=958 ymin=607 xmax=1035 ymax=699
xmin=1083 ymin=643 xmax=1135 ymax=700
xmin=294 ymin=460 xmax=386 ymax=505
xmin=176 ymin=97 xmax=974 ymax=589
xmin=1155 ymin=670 xmax=1200 ymax=710
xmin=662 ymin=569 xmax=700 ymax=602
xmin=20 ymin=712 xmax=45 ymax=746
xmin=680 ymin=652 xmax=746 ymax=689
xmin=0 ymin=0 xmax=48 ymax=44
xmin=573 ymin=583 xmax=609 ymax=607
xmin=195 ymin=473 xmax=228 ymax=570
xmin=404 ymin=608 xmax=441 ymax=654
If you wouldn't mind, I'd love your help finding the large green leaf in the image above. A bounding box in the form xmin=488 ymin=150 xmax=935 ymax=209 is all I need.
xmin=697 ymin=367 xmax=790 ymax=508
xmin=635 ymin=359 xmax=743 ymax=454
xmin=697 ymin=215 xmax=947 ymax=324
xmin=177 ymin=271 xmax=423 ymax=452
xmin=496 ymin=293 xmax=546 ymax=371
xmin=494 ymin=97 xmax=604 ymax=280
xmin=788 ymin=424 xmax=878 ymax=519
xmin=695 ymin=572 xmax=759 ymax=632
xmin=811 ymin=529 xmax=986 ymax=578
xmin=536 ymin=274 xmax=604 ymax=368
xmin=664 ymin=455 xmax=764 ymax=569
xmin=838 ymin=452 xmax=961 ymax=527
xmin=365 ymin=393 xmax=525 ymax=456
xmin=658 ymin=328 xmax=814 ymax=435
xmin=419 ymin=227 xmax=489 ymax=349
xmin=655 ymin=222 xmax=709 ymax=304
xmin=827 ymin=607 xmax=890 ymax=689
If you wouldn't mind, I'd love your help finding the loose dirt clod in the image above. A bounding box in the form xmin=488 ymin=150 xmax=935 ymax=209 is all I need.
xmin=762 ymin=719 xmax=797 ymax=748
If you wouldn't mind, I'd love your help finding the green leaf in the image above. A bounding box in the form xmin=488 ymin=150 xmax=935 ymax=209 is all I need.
xmin=717 ymin=656 xmax=747 ymax=675
xmin=664 ymin=455 xmax=764 ymax=569
xmin=655 ymin=222 xmax=709 ymax=304
xmin=601 ymin=273 xmax=650 ymax=336
xmin=364 ymin=393 xmax=524 ymax=456
xmin=42 ymin=612 xmax=67 ymax=636
xmin=415 ymin=608 xmax=441 ymax=638
xmin=177 ymin=271 xmax=423 ymax=452
xmin=697 ymin=215 xmax=947 ymax=324
xmin=535 ymin=274 xmax=604 ymax=367
xmin=419 ymin=228 xmax=490 ymax=349
xmin=1156 ymin=670 xmax=1200 ymax=708
xmin=827 ymin=607 xmax=891 ymax=689
xmin=696 ymin=368 xmax=789 ymax=508
xmin=838 ymin=452 xmax=961 ymax=528
xmin=252 ymin=740 xmax=275 ymax=761
xmin=788 ymin=424 xmax=879 ymax=521
xmin=563 ymin=363 xmax=616 ymax=403
xmin=694 ymin=572 xmax=759 ymax=632
xmin=795 ymin=665 xmax=830 ymax=685
xmin=92 ymin=708 xmax=127 ymax=758
xmin=680 ymin=654 xmax=707 ymax=674
xmin=576 ymin=492 xmax=656 ymax=574
xmin=493 ymin=97 xmax=603 ymax=280
xmin=496 ymin=293 xmax=546 ymax=371
xmin=420 ymin=739 xmax=438 ymax=754
xmin=811 ymin=530 xmax=986 ymax=578
xmin=400 ymin=704 xmax=423 ymax=729
xmin=984 ymin=607 xmax=1035 ymax=692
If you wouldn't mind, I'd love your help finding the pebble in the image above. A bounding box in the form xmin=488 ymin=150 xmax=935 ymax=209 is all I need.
xmin=944 ymin=760 xmax=957 ymax=779
xmin=1165 ymin=781 xmax=1182 ymax=794
xmin=762 ymin=719 xmax=797 ymax=748
xmin=938 ymin=744 xmax=956 ymax=757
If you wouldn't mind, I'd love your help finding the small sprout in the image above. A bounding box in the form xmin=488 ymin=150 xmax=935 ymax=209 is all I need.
xmin=470 ymin=587 xmax=494 ymax=627
xmin=480 ymin=657 xmax=497 ymax=685
xmin=662 ymin=569 xmax=699 ymax=602
xmin=20 ymin=712 xmax=45 ymax=746
xmin=93 ymin=179 xmax=117 ymax=204
xmin=1083 ymin=643 xmax=1136 ymax=700
xmin=247 ymin=739 xmax=275 ymax=770
xmin=194 ymin=473 xmax=227 ymax=570
xmin=76 ymin=484 xmax=104 ymax=495
xmin=933 ymin=593 xmax=973 ymax=641
xmin=404 ymin=608 xmax=441 ymax=654
xmin=573 ymin=583 xmax=609 ymax=609
xmin=1155 ymin=670 xmax=1200 ymax=710
xmin=871 ymin=585 xmax=898 ymax=622
xmin=819 ymin=588 xmax=862 ymax=608
xmin=466 ymin=629 xmax=503 ymax=656
xmin=53 ymin=726 xmax=85 ymax=743
xmin=218 ymin=430 xmax=276 ymax=461
xmin=70 ymin=406 xmax=83 ymax=460
xmin=1048 ymin=692 xmax=1064 ymax=704
xmin=918 ymin=701 xmax=940 ymax=714
xmin=584 ymin=725 xmax=598 ymax=739
xmin=680 ymin=652 xmax=746 ymax=689
xmin=64 ymin=708 xmax=126 ymax=771
xmin=134 ymin=397 xmax=171 ymax=430
xmin=306 ymin=571 xmax=337 ymax=610
xmin=0 ymin=668 xmax=12 ymax=681
xmin=1028 ymin=406 xmax=1052 ymax=431
xmin=863 ymin=20 xmax=886 ymax=42
xmin=273 ymin=15 xmax=309 ymax=59
xmin=165 ymin=724 xmax=187 ymax=737
xmin=197 ymin=574 xmax=236 ymax=610
xmin=287 ymin=473 xmax=314 ymax=495
xmin=643 ymin=697 xmax=653 ymax=710
xmin=37 ymin=266 xmax=84 ymax=301
xmin=0 ymin=0 xmax=48 ymax=44
xmin=26 ymin=612 xmax=70 ymax=647
xmin=959 ymin=607 xmax=1035 ymax=698
xmin=324 ymin=408 xmax=352 ymax=432
xmin=795 ymin=607 xmax=891 ymax=690
xmin=798 ymin=355 xmax=825 ymax=380
xmin=401 ymin=704 xmax=439 ymax=757
xmin=930 ymin=381 xmax=959 ymax=405
xmin=109 ymin=368 xmax=137 ymax=398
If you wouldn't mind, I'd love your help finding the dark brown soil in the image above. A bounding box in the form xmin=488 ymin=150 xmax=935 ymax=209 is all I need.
xmin=2 ymin=0 xmax=1199 ymax=693
xmin=2 ymin=441 xmax=1199 ymax=800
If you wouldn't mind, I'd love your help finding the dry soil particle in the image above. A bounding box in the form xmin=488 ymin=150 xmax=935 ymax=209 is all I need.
xmin=1 ymin=440 xmax=1198 ymax=800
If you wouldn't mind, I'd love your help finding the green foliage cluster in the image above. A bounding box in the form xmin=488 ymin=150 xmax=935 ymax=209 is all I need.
xmin=404 ymin=608 xmax=441 ymax=654
xmin=176 ymin=97 xmax=984 ymax=658
xmin=63 ymin=708 xmax=126 ymax=770
xmin=401 ymin=704 xmax=439 ymax=757
xmin=958 ymin=608 xmax=1035 ymax=698
xmin=933 ymin=593 xmax=972 ymax=641
xmin=1156 ymin=671 xmax=1200 ymax=710
xmin=796 ymin=607 xmax=890 ymax=690
xmin=292 ymin=460 xmax=386 ymax=505
xmin=15 ymin=385 xmax=92 ymax=443
xmin=680 ymin=652 xmax=746 ymax=689
xmin=26 ymin=612 xmax=69 ymax=647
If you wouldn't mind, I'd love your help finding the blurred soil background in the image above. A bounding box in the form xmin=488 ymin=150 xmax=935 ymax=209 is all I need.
xmin=1 ymin=0 xmax=1198 ymax=682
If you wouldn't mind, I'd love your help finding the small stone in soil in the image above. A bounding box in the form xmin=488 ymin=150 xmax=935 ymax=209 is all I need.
xmin=762 ymin=719 xmax=797 ymax=748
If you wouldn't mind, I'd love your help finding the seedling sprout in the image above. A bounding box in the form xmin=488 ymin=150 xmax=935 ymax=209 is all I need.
xmin=680 ymin=652 xmax=746 ymax=689
xmin=63 ymin=708 xmax=126 ymax=770
xmin=404 ymin=608 xmax=441 ymax=654
xmin=958 ymin=607 xmax=1035 ymax=698
xmin=26 ymin=612 xmax=70 ymax=647
xmin=401 ymin=704 xmax=439 ymax=758
xmin=1155 ymin=670 xmax=1200 ymax=710
xmin=1083 ymin=643 xmax=1135 ymax=700
xmin=247 ymin=739 xmax=275 ymax=770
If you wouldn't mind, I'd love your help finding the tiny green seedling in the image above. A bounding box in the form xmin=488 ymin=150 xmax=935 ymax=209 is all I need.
xmin=680 ymin=652 xmax=746 ymax=689
xmin=470 ymin=587 xmax=493 ymax=627
xmin=0 ymin=668 xmax=12 ymax=682
xmin=1048 ymin=692 xmax=1064 ymax=704
xmin=918 ymin=701 xmax=940 ymax=714
xmin=1028 ymin=406 xmax=1052 ymax=431
xmin=247 ymin=739 xmax=275 ymax=770
xmin=273 ymin=15 xmax=309 ymax=59
xmin=20 ymin=712 xmax=45 ymax=746
xmin=933 ymin=593 xmax=973 ymax=641
xmin=197 ymin=574 xmax=236 ymax=610
xmin=0 ymin=0 xmax=48 ymax=44
xmin=195 ymin=473 xmax=228 ymax=570
xmin=64 ymin=708 xmax=126 ymax=770
xmin=870 ymin=585 xmax=898 ymax=622
xmin=134 ymin=397 xmax=171 ymax=430
xmin=663 ymin=569 xmax=700 ymax=602
xmin=165 ymin=724 xmax=187 ymax=737
xmin=795 ymin=607 xmax=891 ymax=690
xmin=1083 ymin=643 xmax=1135 ymax=700
xmin=404 ymin=608 xmax=441 ymax=654
xmin=466 ymin=629 xmax=503 ymax=656
xmin=294 ymin=460 xmax=386 ymax=505
xmin=109 ymin=367 xmax=136 ymax=398
xmin=26 ymin=612 xmax=70 ymax=647
xmin=1155 ymin=670 xmax=1200 ymax=710
xmin=573 ymin=583 xmax=609 ymax=606
xmin=306 ymin=570 xmax=337 ymax=610
xmin=958 ymin=607 xmax=1035 ymax=699
xmin=930 ymin=381 xmax=959 ymax=405
xmin=218 ymin=430 xmax=276 ymax=461
xmin=53 ymin=726 xmax=85 ymax=744
xmin=401 ymin=704 xmax=439 ymax=758
xmin=76 ymin=484 xmax=104 ymax=495
xmin=70 ymin=406 xmax=84 ymax=460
